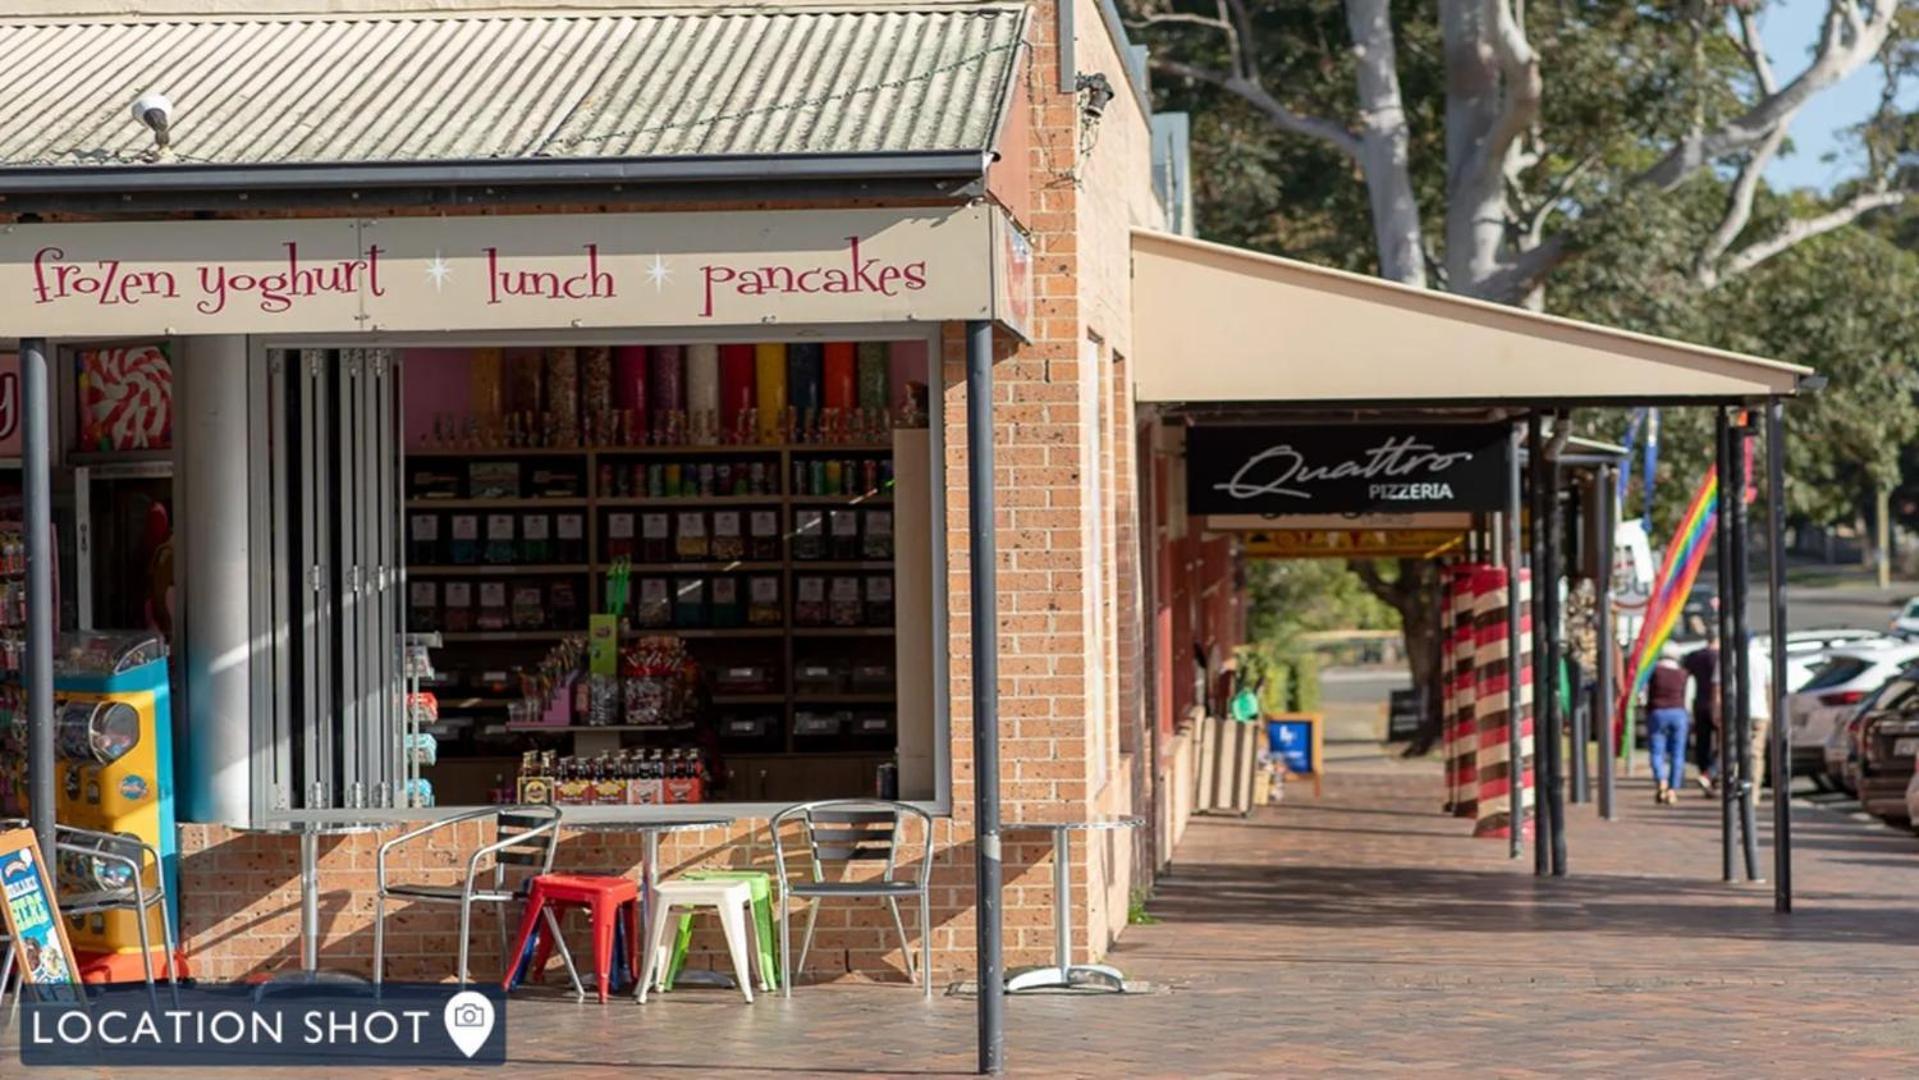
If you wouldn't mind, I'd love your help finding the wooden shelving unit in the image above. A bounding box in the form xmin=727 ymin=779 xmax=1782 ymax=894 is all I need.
xmin=408 ymin=439 xmax=906 ymax=771
xmin=412 ymin=563 xmax=591 ymax=576
xmin=597 ymin=495 xmax=783 ymax=508
xmin=505 ymin=723 xmax=679 ymax=733
xmin=598 ymin=561 xmax=785 ymax=574
xmin=406 ymin=498 xmax=588 ymax=510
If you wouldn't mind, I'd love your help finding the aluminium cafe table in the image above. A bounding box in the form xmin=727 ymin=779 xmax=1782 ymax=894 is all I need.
xmin=234 ymin=819 xmax=391 ymax=989
xmin=1002 ymin=816 xmax=1144 ymax=993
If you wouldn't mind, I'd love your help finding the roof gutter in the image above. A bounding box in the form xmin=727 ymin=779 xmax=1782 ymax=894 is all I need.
xmin=0 ymin=149 xmax=993 ymax=196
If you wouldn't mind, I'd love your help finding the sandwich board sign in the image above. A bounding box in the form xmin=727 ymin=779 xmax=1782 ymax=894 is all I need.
xmin=0 ymin=827 xmax=83 ymax=1002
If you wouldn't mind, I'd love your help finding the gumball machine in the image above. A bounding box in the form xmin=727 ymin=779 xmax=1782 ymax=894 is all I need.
xmin=50 ymin=630 xmax=176 ymax=983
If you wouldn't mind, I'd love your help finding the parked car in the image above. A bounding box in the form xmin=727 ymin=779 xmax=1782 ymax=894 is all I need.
xmin=1767 ymin=628 xmax=1893 ymax=654
xmin=1825 ymin=710 xmax=1863 ymax=795
xmin=1894 ymin=597 xmax=1919 ymax=638
xmin=1856 ymin=670 xmax=1919 ymax=824
xmin=1789 ymin=642 xmax=1919 ymax=788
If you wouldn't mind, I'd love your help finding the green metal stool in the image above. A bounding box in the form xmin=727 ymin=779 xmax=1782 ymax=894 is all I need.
xmin=663 ymin=870 xmax=779 ymax=991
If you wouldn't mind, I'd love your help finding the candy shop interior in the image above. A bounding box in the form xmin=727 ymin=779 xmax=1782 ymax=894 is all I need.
xmin=0 ymin=341 xmax=176 ymax=823
xmin=396 ymin=337 xmax=939 ymax=811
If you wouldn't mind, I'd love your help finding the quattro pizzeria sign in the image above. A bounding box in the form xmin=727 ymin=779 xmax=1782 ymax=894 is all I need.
xmin=0 ymin=206 xmax=1028 ymax=337
xmin=1186 ymin=424 xmax=1511 ymax=515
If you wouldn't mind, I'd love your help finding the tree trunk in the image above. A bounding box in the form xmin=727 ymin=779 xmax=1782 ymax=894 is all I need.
xmin=1878 ymin=483 xmax=1892 ymax=589
xmin=1438 ymin=0 xmax=1507 ymax=293
xmin=1344 ymin=0 xmax=1426 ymax=286
xmin=1399 ymin=577 xmax=1445 ymax=753
xmin=1354 ymin=557 xmax=1446 ymax=752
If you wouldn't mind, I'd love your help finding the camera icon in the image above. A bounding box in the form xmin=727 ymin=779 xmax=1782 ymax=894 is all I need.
xmin=452 ymin=1003 xmax=485 ymax=1028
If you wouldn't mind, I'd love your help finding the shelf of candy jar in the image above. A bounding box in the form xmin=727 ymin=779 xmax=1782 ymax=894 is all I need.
xmin=496 ymin=635 xmax=704 ymax=730
xmin=0 ymin=527 xmax=28 ymax=678
xmin=0 ymin=682 xmax=22 ymax=814
xmin=401 ymin=634 xmax=441 ymax=808
xmin=406 ymin=339 xmax=929 ymax=455
xmin=512 ymin=746 xmax=710 ymax=807
xmin=413 ymin=402 xmax=923 ymax=454
xmin=0 ymin=528 xmax=25 ymax=576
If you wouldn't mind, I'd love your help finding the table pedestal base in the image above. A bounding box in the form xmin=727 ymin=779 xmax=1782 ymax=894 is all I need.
xmin=1004 ymin=963 xmax=1127 ymax=993
xmin=252 ymin=969 xmax=372 ymax=1001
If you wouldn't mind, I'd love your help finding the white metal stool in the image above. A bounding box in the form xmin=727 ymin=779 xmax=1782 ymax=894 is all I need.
xmin=637 ymin=878 xmax=768 ymax=1004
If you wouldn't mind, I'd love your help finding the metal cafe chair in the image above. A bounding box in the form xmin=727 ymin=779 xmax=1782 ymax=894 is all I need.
xmin=374 ymin=805 xmax=563 ymax=987
xmin=53 ymin=823 xmax=181 ymax=993
xmin=770 ymin=799 xmax=934 ymax=999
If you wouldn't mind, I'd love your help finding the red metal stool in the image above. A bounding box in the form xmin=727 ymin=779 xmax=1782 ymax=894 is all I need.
xmin=502 ymin=873 xmax=640 ymax=1004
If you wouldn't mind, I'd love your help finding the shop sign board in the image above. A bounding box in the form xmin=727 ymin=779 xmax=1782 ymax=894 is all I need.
xmin=1264 ymin=712 xmax=1323 ymax=797
xmin=1186 ymin=424 xmax=1511 ymax=516
xmin=0 ymin=206 xmax=1024 ymax=338
xmin=0 ymin=828 xmax=82 ymax=1001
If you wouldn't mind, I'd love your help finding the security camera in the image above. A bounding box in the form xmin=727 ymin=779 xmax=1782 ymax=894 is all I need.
xmin=130 ymin=91 xmax=173 ymax=150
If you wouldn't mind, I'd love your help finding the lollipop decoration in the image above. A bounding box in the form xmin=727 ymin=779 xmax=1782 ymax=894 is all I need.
xmin=79 ymin=344 xmax=173 ymax=451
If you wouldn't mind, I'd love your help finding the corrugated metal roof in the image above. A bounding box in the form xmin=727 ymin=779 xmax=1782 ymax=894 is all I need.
xmin=0 ymin=7 xmax=1027 ymax=169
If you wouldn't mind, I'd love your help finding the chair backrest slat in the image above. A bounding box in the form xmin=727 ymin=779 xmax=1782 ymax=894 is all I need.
xmin=814 ymin=844 xmax=894 ymax=862
xmin=811 ymin=809 xmax=897 ymax=825
xmin=811 ymin=827 xmax=893 ymax=846
xmin=494 ymin=807 xmax=561 ymax=873
xmin=804 ymin=803 xmax=903 ymax=876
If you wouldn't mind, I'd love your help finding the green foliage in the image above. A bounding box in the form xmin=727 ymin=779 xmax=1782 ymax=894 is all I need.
xmin=1291 ymin=650 xmax=1322 ymax=714
xmin=1245 ymin=560 xmax=1400 ymax=641
xmin=1127 ymin=888 xmax=1160 ymax=926
xmin=1566 ymin=220 xmax=1919 ymax=532
xmin=1237 ymin=561 xmax=1378 ymax=714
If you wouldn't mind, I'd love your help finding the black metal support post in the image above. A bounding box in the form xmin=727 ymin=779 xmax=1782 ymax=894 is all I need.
xmin=1538 ymin=416 xmax=1567 ymax=875
xmin=1765 ymin=398 xmax=1792 ymax=912
xmin=1597 ymin=463 xmax=1618 ymax=821
xmin=1567 ymin=467 xmax=1589 ymax=808
xmin=1715 ymin=409 xmax=1736 ymax=883
xmin=964 ymin=321 xmax=1004 ymax=1074
xmin=23 ymin=337 xmax=53 ymax=859
xmin=1731 ymin=417 xmax=1760 ymax=881
xmin=1527 ymin=415 xmax=1553 ymax=876
xmin=1505 ymin=426 xmax=1524 ymax=861
xmin=1542 ymin=435 xmax=1558 ymax=867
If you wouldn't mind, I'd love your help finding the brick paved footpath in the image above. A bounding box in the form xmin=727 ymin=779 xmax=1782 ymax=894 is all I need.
xmin=12 ymin=753 xmax=1919 ymax=1077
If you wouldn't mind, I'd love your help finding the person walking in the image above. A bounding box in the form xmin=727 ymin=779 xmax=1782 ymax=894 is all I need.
xmin=1645 ymin=655 xmax=1691 ymax=805
xmin=1681 ymin=634 xmax=1720 ymax=795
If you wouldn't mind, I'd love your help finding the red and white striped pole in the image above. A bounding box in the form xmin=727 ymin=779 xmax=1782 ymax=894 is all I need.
xmin=1473 ymin=567 xmax=1535 ymax=838
xmin=1446 ymin=565 xmax=1478 ymax=818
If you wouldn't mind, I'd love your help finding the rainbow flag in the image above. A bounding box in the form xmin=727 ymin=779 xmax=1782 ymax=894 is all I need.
xmin=1620 ymin=470 xmax=1720 ymax=715
xmin=1614 ymin=429 xmax=1759 ymax=755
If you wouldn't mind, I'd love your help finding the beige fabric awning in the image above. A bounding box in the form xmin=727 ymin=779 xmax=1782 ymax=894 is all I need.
xmin=1132 ymin=230 xmax=1811 ymax=405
